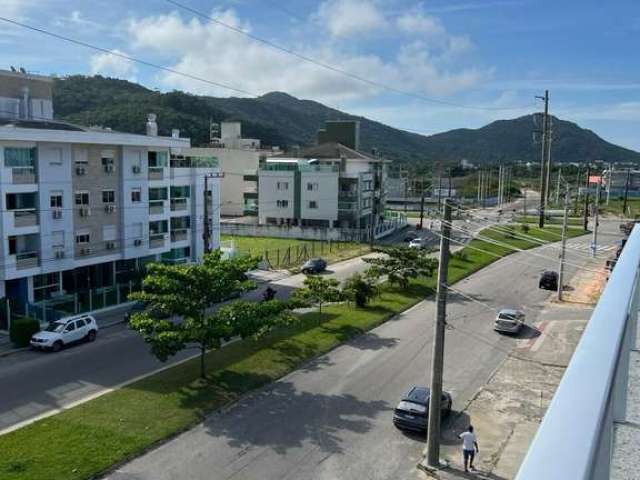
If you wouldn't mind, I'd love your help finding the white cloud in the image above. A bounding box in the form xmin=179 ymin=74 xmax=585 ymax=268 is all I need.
xmin=397 ymin=12 xmax=445 ymax=36
xmin=396 ymin=10 xmax=473 ymax=57
xmin=123 ymin=8 xmax=488 ymax=103
xmin=316 ymin=0 xmax=387 ymax=38
xmin=90 ymin=50 xmax=137 ymax=80
xmin=0 ymin=0 xmax=35 ymax=18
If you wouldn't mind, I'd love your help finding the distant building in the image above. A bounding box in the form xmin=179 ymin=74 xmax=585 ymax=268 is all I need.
xmin=605 ymin=168 xmax=640 ymax=197
xmin=317 ymin=120 xmax=360 ymax=150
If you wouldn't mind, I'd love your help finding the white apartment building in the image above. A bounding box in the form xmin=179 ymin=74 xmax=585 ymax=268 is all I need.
xmin=0 ymin=70 xmax=220 ymax=327
xmin=258 ymin=143 xmax=386 ymax=230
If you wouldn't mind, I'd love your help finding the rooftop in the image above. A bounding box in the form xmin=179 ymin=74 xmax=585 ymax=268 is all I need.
xmin=300 ymin=142 xmax=379 ymax=161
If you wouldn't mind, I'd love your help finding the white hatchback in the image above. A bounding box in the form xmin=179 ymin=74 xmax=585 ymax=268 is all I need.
xmin=494 ymin=309 xmax=525 ymax=334
xmin=30 ymin=314 xmax=98 ymax=352
xmin=409 ymin=238 xmax=426 ymax=249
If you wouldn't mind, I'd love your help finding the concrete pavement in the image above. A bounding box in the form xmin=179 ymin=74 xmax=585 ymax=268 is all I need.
xmin=104 ymin=229 xmax=612 ymax=480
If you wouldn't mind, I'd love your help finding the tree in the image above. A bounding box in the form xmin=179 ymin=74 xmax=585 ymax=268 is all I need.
xmin=292 ymin=275 xmax=344 ymax=315
xmin=343 ymin=272 xmax=378 ymax=308
xmin=129 ymin=251 xmax=262 ymax=378
xmin=363 ymin=247 xmax=438 ymax=289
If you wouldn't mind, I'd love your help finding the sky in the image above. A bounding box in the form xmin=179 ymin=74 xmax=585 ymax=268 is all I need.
xmin=1 ymin=0 xmax=639 ymax=150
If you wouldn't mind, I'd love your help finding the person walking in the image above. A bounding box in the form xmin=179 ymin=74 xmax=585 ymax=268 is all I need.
xmin=459 ymin=425 xmax=479 ymax=472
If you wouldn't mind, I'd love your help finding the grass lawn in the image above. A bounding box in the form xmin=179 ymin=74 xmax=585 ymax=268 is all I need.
xmin=514 ymin=215 xmax=584 ymax=226
xmin=221 ymin=235 xmax=369 ymax=269
xmin=0 ymin=225 xmax=588 ymax=480
xmin=599 ymin=198 xmax=640 ymax=218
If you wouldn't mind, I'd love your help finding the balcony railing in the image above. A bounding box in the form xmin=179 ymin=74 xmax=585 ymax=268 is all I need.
xmin=149 ymin=200 xmax=165 ymax=215
xmin=170 ymin=198 xmax=188 ymax=212
xmin=148 ymin=167 xmax=164 ymax=181
xmin=16 ymin=251 xmax=39 ymax=270
xmin=11 ymin=167 xmax=36 ymax=184
xmin=171 ymin=229 xmax=188 ymax=242
xmin=338 ymin=201 xmax=358 ymax=211
xmin=13 ymin=209 xmax=39 ymax=228
xmin=149 ymin=234 xmax=166 ymax=249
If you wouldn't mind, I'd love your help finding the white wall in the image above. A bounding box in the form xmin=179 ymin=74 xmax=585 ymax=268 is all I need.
xmin=300 ymin=171 xmax=338 ymax=222
xmin=121 ymin=146 xmax=149 ymax=259
xmin=258 ymin=170 xmax=295 ymax=223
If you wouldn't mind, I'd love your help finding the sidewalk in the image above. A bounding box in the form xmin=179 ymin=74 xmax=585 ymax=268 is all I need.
xmin=420 ymin=256 xmax=608 ymax=480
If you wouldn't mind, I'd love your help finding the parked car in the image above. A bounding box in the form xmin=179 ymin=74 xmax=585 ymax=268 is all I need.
xmin=30 ymin=314 xmax=98 ymax=352
xmin=393 ymin=386 xmax=452 ymax=432
xmin=408 ymin=238 xmax=426 ymax=249
xmin=301 ymin=257 xmax=327 ymax=274
xmin=539 ymin=271 xmax=559 ymax=290
xmin=494 ymin=308 xmax=526 ymax=334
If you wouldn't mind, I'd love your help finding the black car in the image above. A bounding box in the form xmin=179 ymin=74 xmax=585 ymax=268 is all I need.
xmin=301 ymin=257 xmax=327 ymax=274
xmin=539 ymin=271 xmax=559 ymax=290
xmin=393 ymin=386 xmax=452 ymax=432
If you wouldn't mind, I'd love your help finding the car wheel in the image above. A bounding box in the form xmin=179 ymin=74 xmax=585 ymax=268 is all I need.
xmin=51 ymin=341 xmax=63 ymax=353
xmin=87 ymin=330 xmax=97 ymax=342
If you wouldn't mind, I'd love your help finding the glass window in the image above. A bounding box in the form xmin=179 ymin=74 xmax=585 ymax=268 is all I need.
xmin=76 ymin=319 xmax=86 ymax=328
xmin=307 ymin=182 xmax=318 ymax=191
xmin=170 ymin=186 xmax=191 ymax=198
xmin=50 ymin=191 xmax=63 ymax=208
xmin=102 ymin=225 xmax=117 ymax=241
xmin=148 ymin=151 xmax=168 ymax=168
xmin=149 ymin=187 xmax=168 ymax=201
xmin=102 ymin=190 xmax=115 ymax=203
xmin=75 ymin=233 xmax=90 ymax=244
xmin=131 ymin=188 xmax=142 ymax=203
xmin=277 ymin=181 xmax=289 ymax=190
xmin=149 ymin=220 xmax=168 ymax=235
xmin=277 ymin=200 xmax=289 ymax=208
xmin=171 ymin=216 xmax=191 ymax=230
xmin=309 ymin=201 xmax=318 ymax=209
xmin=65 ymin=322 xmax=76 ymax=332
xmin=4 ymin=147 xmax=36 ymax=167
xmin=75 ymin=192 xmax=89 ymax=205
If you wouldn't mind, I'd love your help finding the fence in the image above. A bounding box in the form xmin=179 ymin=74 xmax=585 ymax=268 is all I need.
xmin=260 ymin=240 xmax=366 ymax=270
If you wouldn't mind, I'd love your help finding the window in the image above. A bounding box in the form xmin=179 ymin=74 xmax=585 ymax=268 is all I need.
xmin=148 ymin=151 xmax=168 ymax=168
xmin=73 ymin=148 xmax=88 ymax=164
xmin=131 ymin=188 xmax=142 ymax=203
xmin=171 ymin=216 xmax=191 ymax=230
xmin=75 ymin=191 xmax=89 ymax=205
xmin=276 ymin=200 xmax=289 ymax=208
xmin=149 ymin=187 xmax=168 ymax=201
xmin=52 ymin=231 xmax=64 ymax=248
xmin=102 ymin=190 xmax=115 ymax=203
xmin=65 ymin=322 xmax=76 ymax=332
xmin=75 ymin=319 xmax=86 ymax=328
xmin=101 ymin=152 xmax=115 ymax=166
xmin=50 ymin=191 xmax=63 ymax=208
xmin=48 ymin=148 xmax=63 ymax=166
xmin=102 ymin=225 xmax=117 ymax=241
xmin=307 ymin=182 xmax=318 ymax=191
xmin=4 ymin=147 xmax=36 ymax=167
xmin=308 ymin=201 xmax=318 ymax=209
xmin=277 ymin=181 xmax=289 ymax=190
xmin=149 ymin=220 xmax=168 ymax=235
xmin=170 ymin=186 xmax=191 ymax=198
xmin=75 ymin=232 xmax=90 ymax=244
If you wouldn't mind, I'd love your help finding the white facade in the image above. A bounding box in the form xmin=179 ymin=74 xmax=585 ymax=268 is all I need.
xmin=300 ymin=171 xmax=339 ymax=223
xmin=0 ymin=125 xmax=220 ymax=315
xmin=258 ymin=169 xmax=296 ymax=224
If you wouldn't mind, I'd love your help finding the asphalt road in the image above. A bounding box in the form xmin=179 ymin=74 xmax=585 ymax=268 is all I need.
xmin=105 ymin=223 xmax=620 ymax=480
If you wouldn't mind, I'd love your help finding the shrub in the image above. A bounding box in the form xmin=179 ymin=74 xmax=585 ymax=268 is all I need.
xmin=10 ymin=316 xmax=40 ymax=347
xmin=521 ymin=223 xmax=530 ymax=233
xmin=454 ymin=250 xmax=469 ymax=262
xmin=344 ymin=273 xmax=377 ymax=308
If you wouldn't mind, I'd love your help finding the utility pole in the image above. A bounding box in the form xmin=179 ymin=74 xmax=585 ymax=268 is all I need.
xmin=591 ymin=180 xmax=600 ymax=257
xmin=477 ymin=170 xmax=482 ymax=206
xmin=402 ymin=169 xmax=409 ymax=213
xmin=523 ymin=188 xmax=527 ymax=217
xmin=497 ymin=165 xmax=503 ymax=208
xmin=555 ymin=167 xmax=562 ymax=205
xmin=419 ymin=177 xmax=426 ymax=230
xmin=623 ymin=168 xmax=631 ymax=216
xmin=545 ymin=119 xmax=553 ymax=205
xmin=558 ymin=186 xmax=569 ymax=301
xmin=426 ymin=199 xmax=452 ymax=468
xmin=536 ymin=90 xmax=549 ymax=228
xmin=203 ymin=174 xmax=211 ymax=254
xmin=447 ymin=168 xmax=452 ymax=199
xmin=583 ymin=166 xmax=591 ymax=231
xmin=574 ymin=167 xmax=582 ymax=215
xmin=606 ymin=163 xmax=612 ymax=205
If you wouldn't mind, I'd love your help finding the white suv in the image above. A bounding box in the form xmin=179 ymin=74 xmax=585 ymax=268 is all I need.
xmin=30 ymin=314 xmax=98 ymax=352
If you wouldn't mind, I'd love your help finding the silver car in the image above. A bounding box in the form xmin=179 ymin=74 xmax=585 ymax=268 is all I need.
xmin=494 ymin=309 xmax=525 ymax=334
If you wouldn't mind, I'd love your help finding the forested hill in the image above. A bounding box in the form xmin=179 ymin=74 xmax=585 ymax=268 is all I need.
xmin=52 ymin=75 xmax=640 ymax=165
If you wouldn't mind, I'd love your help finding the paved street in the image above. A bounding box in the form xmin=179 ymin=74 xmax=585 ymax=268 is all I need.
xmin=104 ymin=224 xmax=619 ymax=480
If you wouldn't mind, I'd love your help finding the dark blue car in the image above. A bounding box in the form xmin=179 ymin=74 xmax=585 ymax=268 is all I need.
xmin=393 ymin=386 xmax=452 ymax=432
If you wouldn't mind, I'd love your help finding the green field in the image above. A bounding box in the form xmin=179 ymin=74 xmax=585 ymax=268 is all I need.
xmin=0 ymin=225 xmax=588 ymax=480
xmin=221 ymin=235 xmax=369 ymax=269
xmin=513 ymin=215 xmax=585 ymax=226
xmin=599 ymin=198 xmax=640 ymax=218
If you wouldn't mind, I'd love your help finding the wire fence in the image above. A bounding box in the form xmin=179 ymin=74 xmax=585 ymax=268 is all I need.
xmin=259 ymin=240 xmax=367 ymax=270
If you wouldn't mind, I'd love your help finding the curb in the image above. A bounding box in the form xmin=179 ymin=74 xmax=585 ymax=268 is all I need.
xmin=0 ymin=345 xmax=29 ymax=358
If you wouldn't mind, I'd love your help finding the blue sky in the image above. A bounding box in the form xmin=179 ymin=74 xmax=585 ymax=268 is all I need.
xmin=1 ymin=0 xmax=639 ymax=150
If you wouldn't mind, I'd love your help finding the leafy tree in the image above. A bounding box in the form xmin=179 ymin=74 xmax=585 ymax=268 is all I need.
xmin=343 ymin=273 xmax=378 ymax=308
xmin=363 ymin=247 xmax=438 ymax=289
xmin=129 ymin=251 xmax=262 ymax=378
xmin=292 ymin=275 xmax=344 ymax=315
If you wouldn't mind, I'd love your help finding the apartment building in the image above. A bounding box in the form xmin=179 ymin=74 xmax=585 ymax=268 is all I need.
xmin=0 ymin=69 xmax=220 ymax=321
xmin=258 ymin=142 xmax=386 ymax=230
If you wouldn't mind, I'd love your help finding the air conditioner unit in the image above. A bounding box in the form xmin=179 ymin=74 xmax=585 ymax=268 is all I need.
xmin=104 ymin=204 xmax=115 ymax=213
xmin=52 ymin=209 xmax=62 ymax=219
xmin=79 ymin=207 xmax=91 ymax=217
xmin=133 ymin=239 xmax=143 ymax=247
xmin=55 ymin=250 xmax=65 ymax=259
xmin=132 ymin=165 xmax=141 ymax=174
xmin=106 ymin=241 xmax=116 ymax=250
xmin=104 ymin=165 xmax=114 ymax=173
xmin=80 ymin=247 xmax=91 ymax=256
xmin=76 ymin=166 xmax=86 ymax=175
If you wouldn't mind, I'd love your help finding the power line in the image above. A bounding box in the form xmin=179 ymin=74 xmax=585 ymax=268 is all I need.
xmin=164 ymin=0 xmax=533 ymax=112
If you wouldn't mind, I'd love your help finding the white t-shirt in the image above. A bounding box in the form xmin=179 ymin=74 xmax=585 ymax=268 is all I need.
xmin=459 ymin=431 xmax=477 ymax=451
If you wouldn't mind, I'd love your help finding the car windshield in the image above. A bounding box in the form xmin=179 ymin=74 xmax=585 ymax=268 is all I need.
xmin=498 ymin=312 xmax=518 ymax=321
xmin=44 ymin=322 xmax=66 ymax=333
xmin=407 ymin=387 xmax=429 ymax=403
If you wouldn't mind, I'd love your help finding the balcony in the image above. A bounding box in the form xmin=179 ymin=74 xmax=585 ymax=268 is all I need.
xmin=149 ymin=200 xmax=165 ymax=215
xmin=11 ymin=167 xmax=36 ymax=184
xmin=170 ymin=198 xmax=188 ymax=212
xmin=148 ymin=167 xmax=164 ymax=181
xmin=338 ymin=201 xmax=358 ymax=211
xmin=149 ymin=234 xmax=166 ymax=249
xmin=171 ymin=229 xmax=189 ymax=242
xmin=13 ymin=209 xmax=39 ymax=228
xmin=16 ymin=251 xmax=39 ymax=270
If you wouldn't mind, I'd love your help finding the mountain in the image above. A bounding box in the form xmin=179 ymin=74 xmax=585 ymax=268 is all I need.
xmin=52 ymin=75 xmax=640 ymax=166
